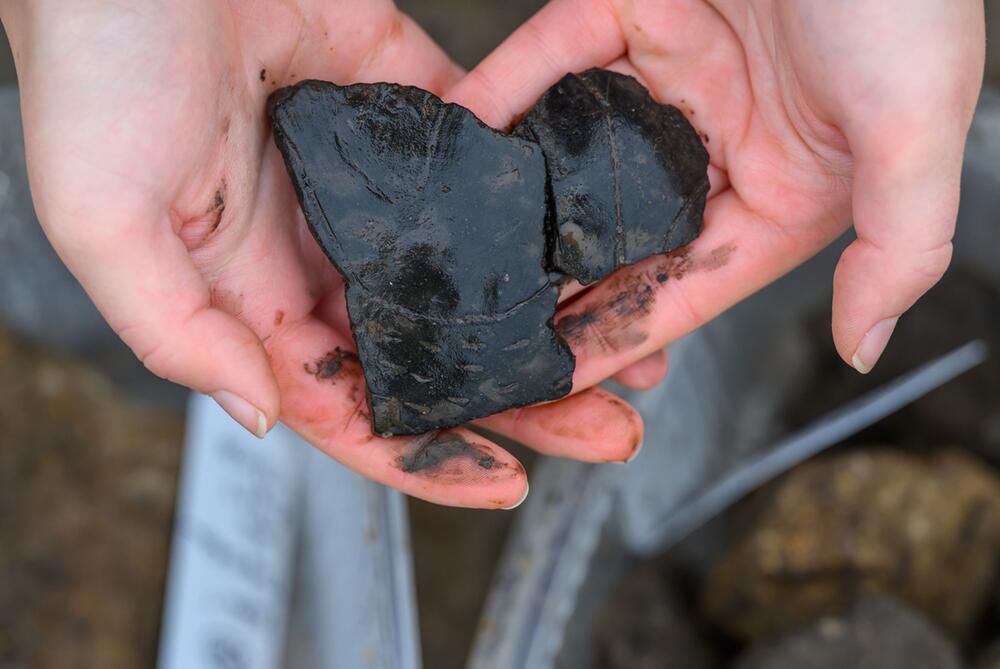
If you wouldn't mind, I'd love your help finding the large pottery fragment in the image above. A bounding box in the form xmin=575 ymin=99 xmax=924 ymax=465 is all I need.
xmin=269 ymin=81 xmax=574 ymax=436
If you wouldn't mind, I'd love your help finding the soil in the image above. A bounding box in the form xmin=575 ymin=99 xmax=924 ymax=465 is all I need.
xmin=0 ymin=329 xmax=182 ymax=668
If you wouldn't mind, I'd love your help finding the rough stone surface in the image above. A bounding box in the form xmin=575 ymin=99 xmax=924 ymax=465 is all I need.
xmin=269 ymin=80 xmax=574 ymax=436
xmin=0 ymin=328 xmax=182 ymax=668
xmin=702 ymin=448 xmax=1000 ymax=642
xmin=734 ymin=596 xmax=964 ymax=669
xmin=517 ymin=69 xmax=709 ymax=285
xmin=598 ymin=564 xmax=718 ymax=669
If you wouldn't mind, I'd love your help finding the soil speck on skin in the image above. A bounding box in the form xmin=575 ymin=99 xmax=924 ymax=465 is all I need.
xmin=655 ymin=243 xmax=735 ymax=281
xmin=697 ymin=243 xmax=736 ymax=273
xmin=607 ymin=283 xmax=655 ymax=320
xmin=398 ymin=434 xmax=498 ymax=474
xmin=210 ymin=288 xmax=244 ymax=318
xmin=273 ymin=310 xmax=285 ymax=326
xmin=557 ymin=278 xmax=653 ymax=353
xmin=259 ymin=68 xmax=266 ymax=82
xmin=557 ymin=310 xmax=597 ymax=338
xmin=210 ymin=181 xmax=227 ymax=232
xmin=304 ymin=347 xmax=359 ymax=381
xmin=555 ymin=244 xmax=735 ymax=353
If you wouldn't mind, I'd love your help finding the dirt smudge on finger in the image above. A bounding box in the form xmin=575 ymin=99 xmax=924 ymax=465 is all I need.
xmin=554 ymin=243 xmax=735 ymax=356
xmin=557 ymin=272 xmax=654 ymax=354
xmin=398 ymin=433 xmax=502 ymax=475
xmin=304 ymin=346 xmax=360 ymax=382
xmin=273 ymin=310 xmax=285 ymax=326
xmin=654 ymin=242 xmax=736 ymax=282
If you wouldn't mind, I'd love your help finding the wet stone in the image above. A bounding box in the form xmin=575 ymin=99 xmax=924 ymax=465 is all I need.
xmin=516 ymin=69 xmax=710 ymax=285
xmin=269 ymin=80 xmax=574 ymax=436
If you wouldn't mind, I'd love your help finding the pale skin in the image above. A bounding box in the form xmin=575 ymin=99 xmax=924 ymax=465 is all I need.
xmin=1 ymin=0 xmax=984 ymax=508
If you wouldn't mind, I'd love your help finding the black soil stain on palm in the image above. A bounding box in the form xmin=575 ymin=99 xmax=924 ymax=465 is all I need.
xmin=398 ymin=434 xmax=499 ymax=474
xmin=259 ymin=68 xmax=267 ymax=82
xmin=305 ymin=347 xmax=360 ymax=381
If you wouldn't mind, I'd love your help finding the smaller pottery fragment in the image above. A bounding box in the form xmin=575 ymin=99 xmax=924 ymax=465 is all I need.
xmin=517 ymin=68 xmax=710 ymax=285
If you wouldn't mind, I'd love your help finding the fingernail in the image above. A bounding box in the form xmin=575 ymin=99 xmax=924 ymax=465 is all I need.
xmin=211 ymin=391 xmax=269 ymax=439
xmin=502 ymin=482 xmax=530 ymax=510
xmin=851 ymin=317 xmax=899 ymax=374
xmin=624 ymin=438 xmax=644 ymax=464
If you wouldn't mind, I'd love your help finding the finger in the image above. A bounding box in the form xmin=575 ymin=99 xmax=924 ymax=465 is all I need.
xmin=557 ymin=278 xmax=588 ymax=304
xmin=558 ymin=190 xmax=841 ymax=391
xmin=445 ymin=0 xmax=626 ymax=128
xmin=611 ymin=349 xmax=668 ymax=390
xmin=36 ymin=193 xmax=280 ymax=438
xmin=476 ymin=386 xmax=644 ymax=464
xmin=831 ymin=140 xmax=958 ymax=373
xmin=774 ymin=0 xmax=984 ymax=372
xmin=268 ymin=316 xmax=529 ymax=509
xmin=833 ymin=98 xmax=980 ymax=373
xmin=354 ymin=11 xmax=465 ymax=96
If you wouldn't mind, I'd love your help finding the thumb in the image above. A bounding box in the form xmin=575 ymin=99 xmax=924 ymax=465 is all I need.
xmin=42 ymin=194 xmax=280 ymax=437
xmin=823 ymin=0 xmax=985 ymax=374
xmin=833 ymin=112 xmax=969 ymax=373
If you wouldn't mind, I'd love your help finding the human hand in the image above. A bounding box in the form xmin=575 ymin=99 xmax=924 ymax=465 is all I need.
xmin=4 ymin=0 xmax=645 ymax=509
xmin=449 ymin=0 xmax=985 ymax=393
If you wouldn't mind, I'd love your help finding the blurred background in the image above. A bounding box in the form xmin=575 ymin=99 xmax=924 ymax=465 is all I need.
xmin=1 ymin=2 xmax=1000 ymax=669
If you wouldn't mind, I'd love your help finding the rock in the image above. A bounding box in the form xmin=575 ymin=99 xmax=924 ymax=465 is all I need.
xmin=269 ymin=80 xmax=574 ymax=436
xmin=702 ymin=448 xmax=1000 ymax=642
xmin=516 ymin=69 xmax=709 ymax=285
xmin=734 ymin=595 xmax=964 ymax=669
xmin=0 ymin=328 xmax=182 ymax=668
xmin=598 ymin=564 xmax=718 ymax=669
